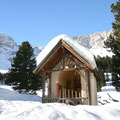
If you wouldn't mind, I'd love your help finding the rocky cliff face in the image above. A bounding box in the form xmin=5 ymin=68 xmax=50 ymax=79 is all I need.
xmin=73 ymin=30 xmax=112 ymax=48
xmin=0 ymin=33 xmax=18 ymax=70
xmin=72 ymin=30 xmax=113 ymax=57
xmin=0 ymin=33 xmax=42 ymax=70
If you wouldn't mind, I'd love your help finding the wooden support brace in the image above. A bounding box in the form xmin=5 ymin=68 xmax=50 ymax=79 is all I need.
xmin=56 ymin=83 xmax=59 ymax=98
xmin=42 ymin=74 xmax=46 ymax=103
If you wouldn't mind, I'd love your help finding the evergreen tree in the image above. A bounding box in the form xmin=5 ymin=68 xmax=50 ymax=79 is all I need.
xmin=105 ymin=0 xmax=120 ymax=90
xmin=0 ymin=72 xmax=4 ymax=81
xmin=95 ymin=56 xmax=112 ymax=91
xmin=97 ymin=69 xmax=105 ymax=91
xmin=95 ymin=56 xmax=105 ymax=91
xmin=6 ymin=41 xmax=42 ymax=94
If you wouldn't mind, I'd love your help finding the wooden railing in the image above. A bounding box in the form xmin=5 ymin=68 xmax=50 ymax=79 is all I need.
xmin=56 ymin=83 xmax=83 ymax=99
xmin=43 ymin=83 xmax=88 ymax=105
xmin=43 ymin=97 xmax=88 ymax=105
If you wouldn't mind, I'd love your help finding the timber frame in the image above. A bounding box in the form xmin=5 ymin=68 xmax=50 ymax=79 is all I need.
xmin=34 ymin=40 xmax=99 ymax=105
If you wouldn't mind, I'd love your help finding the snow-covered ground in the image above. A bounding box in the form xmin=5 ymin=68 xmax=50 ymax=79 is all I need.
xmin=90 ymin=47 xmax=113 ymax=57
xmin=0 ymin=70 xmax=8 ymax=74
xmin=0 ymin=85 xmax=120 ymax=120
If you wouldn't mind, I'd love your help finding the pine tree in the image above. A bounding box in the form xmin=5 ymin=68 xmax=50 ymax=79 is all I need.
xmin=95 ymin=56 xmax=105 ymax=91
xmin=6 ymin=41 xmax=42 ymax=94
xmin=105 ymin=0 xmax=120 ymax=90
xmin=0 ymin=72 xmax=4 ymax=81
xmin=95 ymin=56 xmax=113 ymax=91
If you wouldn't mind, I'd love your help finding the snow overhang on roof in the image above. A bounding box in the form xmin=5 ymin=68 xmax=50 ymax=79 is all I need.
xmin=34 ymin=34 xmax=97 ymax=73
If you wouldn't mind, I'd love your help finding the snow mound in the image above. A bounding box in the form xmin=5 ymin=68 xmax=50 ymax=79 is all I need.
xmin=0 ymin=101 xmax=120 ymax=120
xmin=98 ymin=91 xmax=120 ymax=105
xmin=0 ymin=85 xmax=42 ymax=102
xmin=101 ymin=86 xmax=116 ymax=92
xmin=97 ymin=81 xmax=120 ymax=105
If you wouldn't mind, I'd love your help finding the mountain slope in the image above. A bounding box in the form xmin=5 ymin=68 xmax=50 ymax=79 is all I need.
xmin=0 ymin=33 xmax=18 ymax=70
xmin=73 ymin=29 xmax=113 ymax=57
xmin=0 ymin=33 xmax=43 ymax=70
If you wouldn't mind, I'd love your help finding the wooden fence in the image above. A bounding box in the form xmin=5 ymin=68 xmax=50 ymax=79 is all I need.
xmin=44 ymin=86 xmax=88 ymax=105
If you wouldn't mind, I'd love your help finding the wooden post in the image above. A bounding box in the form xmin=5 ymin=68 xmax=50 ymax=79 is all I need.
xmin=65 ymin=88 xmax=66 ymax=98
xmin=68 ymin=89 xmax=70 ymax=98
xmin=42 ymin=74 xmax=46 ymax=103
xmin=72 ymin=90 xmax=73 ymax=98
xmin=75 ymin=91 xmax=77 ymax=98
xmin=60 ymin=86 xmax=63 ymax=103
xmin=56 ymin=82 xmax=59 ymax=98
xmin=59 ymin=89 xmax=61 ymax=98
xmin=62 ymin=46 xmax=65 ymax=69
xmin=62 ymin=87 xmax=64 ymax=103
xmin=48 ymin=73 xmax=51 ymax=99
xmin=66 ymin=88 xmax=68 ymax=98
xmin=79 ymin=92 xmax=80 ymax=97
xmin=85 ymin=69 xmax=89 ymax=105
xmin=87 ymin=70 xmax=91 ymax=105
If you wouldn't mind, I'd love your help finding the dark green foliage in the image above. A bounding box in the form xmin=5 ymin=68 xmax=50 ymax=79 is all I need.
xmin=111 ymin=55 xmax=120 ymax=90
xmin=0 ymin=72 xmax=4 ymax=81
xmin=97 ymin=69 xmax=105 ymax=92
xmin=95 ymin=56 xmax=112 ymax=91
xmin=105 ymin=0 xmax=120 ymax=90
xmin=4 ymin=73 xmax=11 ymax=85
xmin=96 ymin=56 xmax=112 ymax=73
xmin=6 ymin=41 xmax=42 ymax=94
xmin=0 ymin=72 xmax=5 ymax=84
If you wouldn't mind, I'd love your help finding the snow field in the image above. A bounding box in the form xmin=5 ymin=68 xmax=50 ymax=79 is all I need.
xmin=0 ymin=85 xmax=120 ymax=120
xmin=0 ymin=100 xmax=120 ymax=120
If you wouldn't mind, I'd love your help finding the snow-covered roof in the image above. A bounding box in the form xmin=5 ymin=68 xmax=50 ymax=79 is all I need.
xmin=36 ymin=34 xmax=97 ymax=70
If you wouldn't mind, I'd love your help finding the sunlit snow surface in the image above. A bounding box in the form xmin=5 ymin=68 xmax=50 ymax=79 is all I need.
xmin=0 ymin=70 xmax=8 ymax=74
xmin=90 ymin=47 xmax=113 ymax=57
xmin=0 ymin=85 xmax=120 ymax=120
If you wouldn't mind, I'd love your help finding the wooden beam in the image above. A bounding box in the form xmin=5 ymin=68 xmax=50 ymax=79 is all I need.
xmin=56 ymin=83 xmax=59 ymax=98
xmin=65 ymin=54 xmax=82 ymax=67
xmin=63 ymin=68 xmax=74 ymax=71
xmin=77 ymin=70 xmax=85 ymax=80
xmin=48 ymin=72 xmax=51 ymax=98
xmin=48 ymin=67 xmax=87 ymax=73
xmin=87 ymin=70 xmax=91 ymax=105
xmin=62 ymin=41 xmax=94 ymax=71
xmin=51 ymin=55 xmax=63 ymax=71
xmin=85 ymin=69 xmax=89 ymax=105
xmin=42 ymin=73 xmax=46 ymax=103
xmin=62 ymin=46 xmax=65 ymax=69
xmin=36 ymin=44 xmax=63 ymax=74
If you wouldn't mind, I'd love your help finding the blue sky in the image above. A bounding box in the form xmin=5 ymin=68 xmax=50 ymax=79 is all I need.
xmin=0 ymin=0 xmax=116 ymax=47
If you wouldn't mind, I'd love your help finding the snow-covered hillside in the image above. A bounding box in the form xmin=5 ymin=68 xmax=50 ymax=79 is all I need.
xmin=0 ymin=84 xmax=120 ymax=120
xmin=73 ymin=30 xmax=113 ymax=57
xmin=0 ymin=33 xmax=18 ymax=70
xmin=33 ymin=46 xmax=43 ymax=57
xmin=0 ymin=33 xmax=43 ymax=71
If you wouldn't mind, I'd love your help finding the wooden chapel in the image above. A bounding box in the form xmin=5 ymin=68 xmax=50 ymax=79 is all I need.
xmin=34 ymin=34 xmax=99 ymax=105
